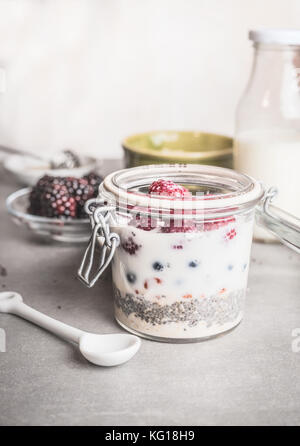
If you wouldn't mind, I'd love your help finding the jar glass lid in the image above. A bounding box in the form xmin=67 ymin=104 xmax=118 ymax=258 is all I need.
xmin=100 ymin=164 xmax=264 ymax=216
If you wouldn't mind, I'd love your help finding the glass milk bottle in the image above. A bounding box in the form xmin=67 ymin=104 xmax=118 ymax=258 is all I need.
xmin=234 ymin=29 xmax=300 ymax=241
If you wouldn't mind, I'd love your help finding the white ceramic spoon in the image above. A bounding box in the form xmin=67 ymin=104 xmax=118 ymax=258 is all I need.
xmin=0 ymin=291 xmax=141 ymax=367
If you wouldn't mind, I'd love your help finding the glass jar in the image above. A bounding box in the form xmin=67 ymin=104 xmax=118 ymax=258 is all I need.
xmin=78 ymin=164 xmax=265 ymax=342
xmin=234 ymin=29 xmax=300 ymax=241
xmin=78 ymin=164 xmax=300 ymax=342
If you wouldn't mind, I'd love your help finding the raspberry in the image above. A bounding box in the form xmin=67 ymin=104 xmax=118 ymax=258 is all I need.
xmin=172 ymin=244 xmax=183 ymax=249
xmin=126 ymin=180 xmax=192 ymax=231
xmin=147 ymin=179 xmax=194 ymax=232
xmin=122 ymin=236 xmax=141 ymax=255
xmin=130 ymin=214 xmax=158 ymax=231
xmin=161 ymin=219 xmax=196 ymax=233
xmin=225 ymin=229 xmax=237 ymax=240
xmin=203 ymin=217 xmax=235 ymax=231
xmin=148 ymin=179 xmax=191 ymax=198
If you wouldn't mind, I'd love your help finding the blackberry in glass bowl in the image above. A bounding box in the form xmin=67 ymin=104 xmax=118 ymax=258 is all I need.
xmin=6 ymin=172 xmax=103 ymax=244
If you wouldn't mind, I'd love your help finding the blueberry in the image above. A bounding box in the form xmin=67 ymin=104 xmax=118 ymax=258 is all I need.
xmin=189 ymin=260 xmax=199 ymax=268
xmin=228 ymin=264 xmax=234 ymax=271
xmin=153 ymin=262 xmax=164 ymax=271
xmin=126 ymin=272 xmax=136 ymax=284
xmin=242 ymin=263 xmax=247 ymax=271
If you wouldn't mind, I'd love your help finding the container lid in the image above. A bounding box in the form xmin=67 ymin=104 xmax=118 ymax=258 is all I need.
xmin=249 ymin=29 xmax=300 ymax=45
xmin=100 ymin=164 xmax=264 ymax=217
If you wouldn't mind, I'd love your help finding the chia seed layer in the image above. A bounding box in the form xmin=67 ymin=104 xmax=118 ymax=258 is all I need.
xmin=113 ymin=286 xmax=245 ymax=328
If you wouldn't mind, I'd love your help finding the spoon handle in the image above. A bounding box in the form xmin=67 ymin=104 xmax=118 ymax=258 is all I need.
xmin=0 ymin=292 xmax=83 ymax=343
xmin=0 ymin=144 xmax=45 ymax=162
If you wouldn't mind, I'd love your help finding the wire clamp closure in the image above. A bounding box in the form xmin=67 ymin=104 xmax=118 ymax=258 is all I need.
xmin=78 ymin=199 xmax=120 ymax=288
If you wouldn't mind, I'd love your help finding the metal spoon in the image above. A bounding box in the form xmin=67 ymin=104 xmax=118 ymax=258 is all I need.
xmin=0 ymin=145 xmax=81 ymax=169
xmin=49 ymin=149 xmax=81 ymax=169
xmin=0 ymin=291 xmax=141 ymax=367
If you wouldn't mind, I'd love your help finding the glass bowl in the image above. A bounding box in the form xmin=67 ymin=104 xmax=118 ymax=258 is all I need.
xmin=6 ymin=188 xmax=91 ymax=244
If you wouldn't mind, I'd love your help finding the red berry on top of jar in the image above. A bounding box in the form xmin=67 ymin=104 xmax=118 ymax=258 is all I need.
xmin=148 ymin=179 xmax=191 ymax=198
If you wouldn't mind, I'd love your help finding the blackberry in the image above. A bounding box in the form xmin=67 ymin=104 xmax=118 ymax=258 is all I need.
xmin=28 ymin=176 xmax=78 ymax=218
xmin=83 ymin=171 xmax=103 ymax=195
xmin=28 ymin=175 xmax=55 ymax=216
xmin=41 ymin=183 xmax=77 ymax=218
xmin=28 ymin=175 xmax=94 ymax=219
xmin=63 ymin=177 xmax=94 ymax=218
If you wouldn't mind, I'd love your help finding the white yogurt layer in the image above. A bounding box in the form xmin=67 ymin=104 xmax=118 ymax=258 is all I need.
xmin=111 ymin=212 xmax=254 ymax=340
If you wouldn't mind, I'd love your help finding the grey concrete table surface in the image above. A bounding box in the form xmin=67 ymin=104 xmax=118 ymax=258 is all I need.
xmin=0 ymin=161 xmax=299 ymax=426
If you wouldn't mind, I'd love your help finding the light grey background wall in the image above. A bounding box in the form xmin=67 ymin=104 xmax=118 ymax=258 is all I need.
xmin=0 ymin=0 xmax=299 ymax=158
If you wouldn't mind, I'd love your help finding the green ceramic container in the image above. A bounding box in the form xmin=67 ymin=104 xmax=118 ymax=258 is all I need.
xmin=122 ymin=131 xmax=233 ymax=168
